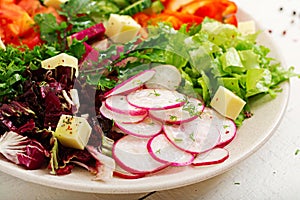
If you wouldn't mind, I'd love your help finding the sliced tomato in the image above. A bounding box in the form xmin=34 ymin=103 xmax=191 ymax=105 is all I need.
xmin=224 ymin=15 xmax=237 ymax=26
xmin=18 ymin=0 xmax=64 ymax=23
xmin=19 ymin=30 xmax=43 ymax=49
xmin=0 ymin=0 xmax=16 ymax=4
xmin=17 ymin=0 xmax=44 ymax=16
xmin=0 ymin=3 xmax=35 ymax=37
xmin=134 ymin=10 xmax=203 ymax=30
xmin=134 ymin=12 xmax=183 ymax=29
xmin=164 ymin=10 xmax=203 ymax=25
xmin=133 ymin=0 xmax=238 ymax=30
xmin=133 ymin=12 xmax=151 ymax=28
xmin=179 ymin=0 xmax=237 ymax=24
xmin=0 ymin=0 xmax=62 ymax=48
xmin=163 ymin=0 xmax=194 ymax=11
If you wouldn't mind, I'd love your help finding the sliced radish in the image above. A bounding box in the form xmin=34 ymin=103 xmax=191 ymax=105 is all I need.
xmin=200 ymin=107 xmax=237 ymax=148
xmin=113 ymin=164 xmax=145 ymax=179
xmin=149 ymin=97 xmax=205 ymax=124
xmin=104 ymin=70 xmax=156 ymax=98
xmin=100 ymin=103 xmax=146 ymax=124
xmin=147 ymin=134 xmax=194 ymax=166
xmin=105 ymin=95 xmax=147 ymax=116
xmin=192 ymin=148 xmax=229 ymax=166
xmin=145 ymin=64 xmax=182 ymax=90
xmin=112 ymin=135 xmax=169 ymax=174
xmin=114 ymin=117 xmax=162 ymax=138
xmin=127 ymin=88 xmax=186 ymax=110
xmin=163 ymin=118 xmax=220 ymax=154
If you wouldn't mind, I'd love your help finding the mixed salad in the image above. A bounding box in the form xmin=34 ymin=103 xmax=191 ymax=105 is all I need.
xmin=0 ymin=0 xmax=298 ymax=180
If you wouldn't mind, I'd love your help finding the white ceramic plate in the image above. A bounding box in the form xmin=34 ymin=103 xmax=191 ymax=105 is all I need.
xmin=0 ymin=9 xmax=289 ymax=194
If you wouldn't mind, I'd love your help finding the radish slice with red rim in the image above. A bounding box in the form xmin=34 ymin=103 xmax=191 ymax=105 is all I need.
xmin=149 ymin=97 xmax=205 ymax=124
xmin=105 ymin=95 xmax=147 ymax=116
xmin=104 ymin=70 xmax=156 ymax=98
xmin=145 ymin=64 xmax=182 ymax=90
xmin=192 ymin=148 xmax=229 ymax=166
xmin=100 ymin=103 xmax=147 ymax=124
xmin=112 ymin=135 xmax=169 ymax=174
xmin=127 ymin=88 xmax=186 ymax=110
xmin=200 ymin=108 xmax=237 ymax=148
xmin=113 ymin=165 xmax=145 ymax=179
xmin=114 ymin=117 xmax=162 ymax=138
xmin=163 ymin=118 xmax=221 ymax=154
xmin=147 ymin=133 xmax=194 ymax=166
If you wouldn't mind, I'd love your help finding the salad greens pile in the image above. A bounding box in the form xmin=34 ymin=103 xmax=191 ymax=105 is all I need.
xmin=85 ymin=19 xmax=298 ymax=126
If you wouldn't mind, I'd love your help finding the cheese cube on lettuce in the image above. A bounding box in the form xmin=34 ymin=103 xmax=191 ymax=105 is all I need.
xmin=54 ymin=115 xmax=92 ymax=150
xmin=210 ymin=86 xmax=246 ymax=120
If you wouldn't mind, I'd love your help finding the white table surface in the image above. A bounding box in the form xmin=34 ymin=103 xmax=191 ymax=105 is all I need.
xmin=1 ymin=0 xmax=300 ymax=199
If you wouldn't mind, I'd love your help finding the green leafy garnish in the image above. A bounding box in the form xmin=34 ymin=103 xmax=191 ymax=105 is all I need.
xmin=189 ymin=132 xmax=196 ymax=142
xmin=0 ymin=45 xmax=55 ymax=101
xmin=169 ymin=115 xmax=178 ymax=121
xmin=174 ymin=138 xmax=183 ymax=143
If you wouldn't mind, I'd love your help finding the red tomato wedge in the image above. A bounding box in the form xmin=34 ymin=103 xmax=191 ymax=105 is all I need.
xmin=134 ymin=0 xmax=238 ymax=30
xmin=133 ymin=11 xmax=203 ymax=30
xmin=0 ymin=0 xmax=61 ymax=49
xmin=179 ymin=0 xmax=238 ymax=25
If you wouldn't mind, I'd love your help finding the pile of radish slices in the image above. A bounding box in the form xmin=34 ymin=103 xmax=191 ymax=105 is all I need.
xmin=99 ymin=66 xmax=237 ymax=178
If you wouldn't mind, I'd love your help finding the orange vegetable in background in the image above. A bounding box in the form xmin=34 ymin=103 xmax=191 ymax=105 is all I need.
xmin=0 ymin=2 xmax=35 ymax=38
xmin=133 ymin=10 xmax=204 ymax=30
xmin=180 ymin=0 xmax=237 ymax=25
xmin=134 ymin=0 xmax=238 ymax=30
xmin=0 ymin=0 xmax=61 ymax=49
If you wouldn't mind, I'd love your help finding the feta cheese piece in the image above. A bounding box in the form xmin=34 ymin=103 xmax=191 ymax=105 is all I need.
xmin=44 ymin=0 xmax=68 ymax=9
xmin=238 ymin=20 xmax=256 ymax=35
xmin=105 ymin=14 xmax=141 ymax=43
xmin=0 ymin=37 xmax=6 ymax=50
xmin=54 ymin=115 xmax=92 ymax=150
xmin=41 ymin=53 xmax=78 ymax=77
xmin=210 ymin=86 xmax=246 ymax=120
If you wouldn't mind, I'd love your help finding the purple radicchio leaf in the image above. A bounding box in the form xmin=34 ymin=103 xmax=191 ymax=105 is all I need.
xmin=48 ymin=141 xmax=93 ymax=176
xmin=17 ymin=140 xmax=46 ymax=170
xmin=0 ymin=101 xmax=36 ymax=134
xmin=0 ymin=131 xmax=46 ymax=170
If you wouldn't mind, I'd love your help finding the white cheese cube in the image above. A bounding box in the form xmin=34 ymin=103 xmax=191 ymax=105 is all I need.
xmin=0 ymin=37 xmax=6 ymax=50
xmin=105 ymin=14 xmax=141 ymax=43
xmin=210 ymin=86 xmax=246 ymax=120
xmin=44 ymin=0 xmax=68 ymax=9
xmin=41 ymin=53 xmax=78 ymax=77
xmin=238 ymin=20 xmax=256 ymax=35
xmin=54 ymin=115 xmax=92 ymax=150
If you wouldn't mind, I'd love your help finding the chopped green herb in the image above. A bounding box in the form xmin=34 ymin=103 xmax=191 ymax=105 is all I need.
xmin=174 ymin=138 xmax=183 ymax=142
xmin=169 ymin=115 xmax=178 ymax=121
xmin=155 ymin=149 xmax=161 ymax=154
xmin=148 ymin=122 xmax=156 ymax=126
xmin=295 ymin=149 xmax=300 ymax=155
xmin=152 ymin=89 xmax=161 ymax=96
xmin=176 ymin=96 xmax=188 ymax=103
xmin=189 ymin=132 xmax=195 ymax=142
xmin=182 ymin=100 xmax=202 ymax=117
xmin=223 ymin=125 xmax=230 ymax=129
xmin=133 ymin=79 xmax=142 ymax=85
xmin=234 ymin=182 xmax=240 ymax=185
xmin=0 ymin=44 xmax=56 ymax=102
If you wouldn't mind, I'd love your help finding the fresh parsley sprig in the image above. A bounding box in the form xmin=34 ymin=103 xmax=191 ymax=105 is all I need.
xmin=0 ymin=45 xmax=55 ymax=102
